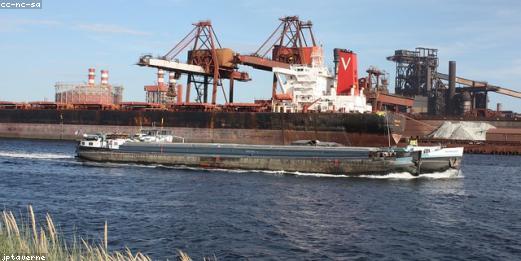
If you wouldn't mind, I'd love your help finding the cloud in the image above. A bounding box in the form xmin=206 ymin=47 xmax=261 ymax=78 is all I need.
xmin=0 ymin=18 xmax=150 ymax=37
xmin=0 ymin=16 xmax=150 ymax=37
xmin=0 ymin=18 xmax=61 ymax=32
xmin=76 ymin=23 xmax=150 ymax=36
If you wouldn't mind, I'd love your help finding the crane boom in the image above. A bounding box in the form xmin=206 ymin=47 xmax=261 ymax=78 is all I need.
xmin=138 ymin=55 xmax=206 ymax=75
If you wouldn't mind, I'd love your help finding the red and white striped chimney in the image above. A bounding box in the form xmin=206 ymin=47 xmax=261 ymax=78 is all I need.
xmin=176 ymin=84 xmax=183 ymax=104
xmin=168 ymin=72 xmax=176 ymax=85
xmin=100 ymin=70 xmax=109 ymax=85
xmin=157 ymin=69 xmax=165 ymax=86
xmin=88 ymin=68 xmax=95 ymax=86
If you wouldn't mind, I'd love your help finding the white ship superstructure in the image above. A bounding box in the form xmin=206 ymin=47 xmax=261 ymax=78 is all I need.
xmin=272 ymin=47 xmax=372 ymax=113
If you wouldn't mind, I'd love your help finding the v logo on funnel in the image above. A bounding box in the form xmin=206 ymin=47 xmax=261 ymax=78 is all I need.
xmin=341 ymin=57 xmax=351 ymax=71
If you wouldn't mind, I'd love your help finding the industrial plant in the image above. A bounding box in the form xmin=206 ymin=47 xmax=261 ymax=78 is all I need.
xmin=55 ymin=68 xmax=123 ymax=108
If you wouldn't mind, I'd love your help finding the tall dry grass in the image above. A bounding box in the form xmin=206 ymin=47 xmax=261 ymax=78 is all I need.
xmin=0 ymin=205 xmax=165 ymax=260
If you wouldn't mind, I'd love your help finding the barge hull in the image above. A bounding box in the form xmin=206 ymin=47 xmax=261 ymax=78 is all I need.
xmin=77 ymin=150 xmax=417 ymax=175
xmin=419 ymin=157 xmax=461 ymax=173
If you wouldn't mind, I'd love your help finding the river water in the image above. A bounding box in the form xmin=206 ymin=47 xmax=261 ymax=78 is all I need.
xmin=0 ymin=138 xmax=520 ymax=260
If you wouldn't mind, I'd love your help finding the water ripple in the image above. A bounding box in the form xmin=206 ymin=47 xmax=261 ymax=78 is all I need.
xmin=0 ymin=139 xmax=520 ymax=260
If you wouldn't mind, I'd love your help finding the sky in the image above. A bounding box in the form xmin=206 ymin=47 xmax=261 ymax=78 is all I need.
xmin=1 ymin=0 xmax=520 ymax=111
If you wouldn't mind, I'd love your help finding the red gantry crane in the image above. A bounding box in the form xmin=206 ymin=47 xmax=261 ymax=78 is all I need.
xmin=235 ymin=16 xmax=318 ymax=99
xmin=138 ymin=21 xmax=250 ymax=105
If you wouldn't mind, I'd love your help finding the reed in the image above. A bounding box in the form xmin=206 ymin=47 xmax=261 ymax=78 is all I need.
xmin=0 ymin=205 xmax=153 ymax=261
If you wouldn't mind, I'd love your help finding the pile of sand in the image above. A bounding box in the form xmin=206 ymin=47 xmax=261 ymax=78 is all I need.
xmin=428 ymin=121 xmax=495 ymax=141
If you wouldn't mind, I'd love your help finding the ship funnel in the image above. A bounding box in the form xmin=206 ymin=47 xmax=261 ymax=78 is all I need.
xmin=334 ymin=49 xmax=359 ymax=96
xmin=333 ymin=48 xmax=340 ymax=76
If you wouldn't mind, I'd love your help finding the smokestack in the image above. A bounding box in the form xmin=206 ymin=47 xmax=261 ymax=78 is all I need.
xmin=448 ymin=61 xmax=456 ymax=114
xmin=334 ymin=49 xmax=358 ymax=96
xmin=168 ymin=71 xmax=176 ymax=86
xmin=101 ymin=70 xmax=109 ymax=85
xmin=497 ymin=103 xmax=503 ymax=112
xmin=333 ymin=48 xmax=340 ymax=76
xmin=426 ymin=66 xmax=432 ymax=92
xmin=88 ymin=68 xmax=95 ymax=86
xmin=157 ymin=69 xmax=165 ymax=86
xmin=449 ymin=61 xmax=456 ymax=99
xmin=176 ymin=84 xmax=183 ymax=104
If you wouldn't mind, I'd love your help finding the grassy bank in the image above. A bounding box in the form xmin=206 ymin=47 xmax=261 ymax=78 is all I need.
xmin=0 ymin=205 xmax=192 ymax=261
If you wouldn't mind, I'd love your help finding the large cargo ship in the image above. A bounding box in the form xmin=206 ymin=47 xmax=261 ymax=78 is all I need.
xmin=0 ymin=109 xmax=404 ymax=147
